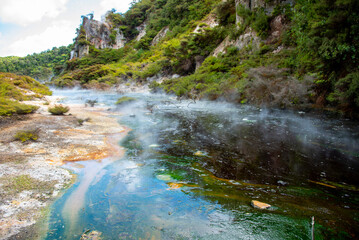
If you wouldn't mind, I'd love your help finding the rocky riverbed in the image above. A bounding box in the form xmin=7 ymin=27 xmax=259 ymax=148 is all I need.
xmin=0 ymin=97 xmax=127 ymax=239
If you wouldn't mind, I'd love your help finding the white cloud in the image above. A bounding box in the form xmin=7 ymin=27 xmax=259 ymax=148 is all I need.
xmin=0 ymin=0 xmax=69 ymax=26
xmin=99 ymin=0 xmax=133 ymax=15
xmin=3 ymin=20 xmax=76 ymax=56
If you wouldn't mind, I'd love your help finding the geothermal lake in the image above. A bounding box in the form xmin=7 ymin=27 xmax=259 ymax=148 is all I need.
xmin=45 ymin=88 xmax=359 ymax=239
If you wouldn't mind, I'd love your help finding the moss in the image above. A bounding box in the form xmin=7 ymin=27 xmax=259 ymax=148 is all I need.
xmin=13 ymin=175 xmax=36 ymax=191
xmin=115 ymin=96 xmax=137 ymax=105
xmin=0 ymin=174 xmax=58 ymax=196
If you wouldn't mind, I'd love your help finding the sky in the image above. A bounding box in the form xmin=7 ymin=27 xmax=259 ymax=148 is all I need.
xmin=0 ymin=0 xmax=133 ymax=57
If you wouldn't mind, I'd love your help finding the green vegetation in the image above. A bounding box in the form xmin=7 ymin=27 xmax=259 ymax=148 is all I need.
xmin=85 ymin=99 xmax=98 ymax=107
xmin=13 ymin=175 xmax=38 ymax=191
xmin=0 ymin=45 xmax=72 ymax=80
xmin=14 ymin=130 xmax=39 ymax=142
xmin=77 ymin=117 xmax=91 ymax=126
xmin=0 ymin=97 xmax=39 ymax=116
xmin=116 ymin=96 xmax=136 ymax=105
xmin=0 ymin=72 xmax=50 ymax=116
xmin=0 ymin=174 xmax=56 ymax=194
xmin=48 ymin=105 xmax=70 ymax=115
xmin=48 ymin=0 xmax=359 ymax=116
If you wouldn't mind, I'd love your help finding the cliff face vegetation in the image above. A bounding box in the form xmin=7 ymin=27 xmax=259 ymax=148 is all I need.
xmin=2 ymin=0 xmax=359 ymax=116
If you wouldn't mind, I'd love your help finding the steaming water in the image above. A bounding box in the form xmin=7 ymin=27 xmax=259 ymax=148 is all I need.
xmin=45 ymin=88 xmax=359 ymax=239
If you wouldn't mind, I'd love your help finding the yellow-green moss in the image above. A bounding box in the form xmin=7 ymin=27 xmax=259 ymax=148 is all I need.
xmin=116 ymin=96 xmax=137 ymax=105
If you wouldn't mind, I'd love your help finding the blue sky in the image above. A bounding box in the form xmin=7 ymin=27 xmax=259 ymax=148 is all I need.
xmin=0 ymin=0 xmax=133 ymax=57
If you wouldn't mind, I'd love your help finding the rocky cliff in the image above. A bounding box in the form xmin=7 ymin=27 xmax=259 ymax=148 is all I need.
xmin=71 ymin=16 xmax=126 ymax=59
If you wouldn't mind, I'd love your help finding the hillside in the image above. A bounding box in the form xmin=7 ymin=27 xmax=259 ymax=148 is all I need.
xmin=0 ymin=72 xmax=52 ymax=116
xmin=0 ymin=45 xmax=72 ymax=81
xmin=21 ymin=0 xmax=359 ymax=116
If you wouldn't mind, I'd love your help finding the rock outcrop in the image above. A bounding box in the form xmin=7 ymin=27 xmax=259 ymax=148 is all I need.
xmin=235 ymin=0 xmax=294 ymax=25
xmin=193 ymin=13 xmax=219 ymax=34
xmin=71 ymin=16 xmax=126 ymax=59
xmin=151 ymin=26 xmax=170 ymax=46
xmin=135 ymin=22 xmax=147 ymax=41
xmin=213 ymin=27 xmax=260 ymax=56
xmin=214 ymin=0 xmax=290 ymax=56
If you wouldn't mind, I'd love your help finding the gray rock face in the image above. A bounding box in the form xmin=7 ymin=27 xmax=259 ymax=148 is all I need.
xmin=214 ymin=0 xmax=290 ymax=56
xmin=71 ymin=17 xmax=126 ymax=59
xmin=136 ymin=22 xmax=147 ymax=41
xmin=234 ymin=27 xmax=261 ymax=51
xmin=151 ymin=26 xmax=170 ymax=46
xmin=212 ymin=28 xmax=260 ymax=56
xmin=235 ymin=0 xmax=294 ymax=26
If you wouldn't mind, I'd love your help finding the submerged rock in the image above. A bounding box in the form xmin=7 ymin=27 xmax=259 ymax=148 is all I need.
xmin=251 ymin=200 xmax=271 ymax=210
xmin=194 ymin=151 xmax=206 ymax=156
xmin=80 ymin=230 xmax=102 ymax=240
xmin=156 ymin=174 xmax=173 ymax=182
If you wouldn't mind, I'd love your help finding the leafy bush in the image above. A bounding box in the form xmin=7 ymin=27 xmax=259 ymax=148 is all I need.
xmin=48 ymin=105 xmax=70 ymax=115
xmin=116 ymin=96 xmax=137 ymax=105
xmin=73 ymin=64 xmax=114 ymax=83
xmin=85 ymin=99 xmax=97 ymax=107
xmin=14 ymin=130 xmax=39 ymax=142
xmin=328 ymin=72 xmax=359 ymax=109
xmin=252 ymin=9 xmax=270 ymax=38
xmin=77 ymin=117 xmax=91 ymax=126
xmin=216 ymin=0 xmax=236 ymax=25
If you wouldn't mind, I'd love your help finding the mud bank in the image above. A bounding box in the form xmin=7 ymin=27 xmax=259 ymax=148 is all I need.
xmin=0 ymin=97 xmax=127 ymax=239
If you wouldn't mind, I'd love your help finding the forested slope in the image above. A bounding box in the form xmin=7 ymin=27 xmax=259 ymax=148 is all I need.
xmin=0 ymin=45 xmax=72 ymax=81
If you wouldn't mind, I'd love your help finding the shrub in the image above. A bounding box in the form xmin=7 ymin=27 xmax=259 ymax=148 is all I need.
xmin=48 ymin=105 xmax=70 ymax=115
xmin=0 ymin=97 xmax=39 ymax=116
xmin=252 ymin=9 xmax=270 ymax=39
xmin=328 ymin=72 xmax=359 ymax=109
xmin=77 ymin=117 xmax=91 ymax=126
xmin=116 ymin=96 xmax=136 ymax=105
xmin=14 ymin=130 xmax=39 ymax=142
xmin=85 ymin=99 xmax=97 ymax=107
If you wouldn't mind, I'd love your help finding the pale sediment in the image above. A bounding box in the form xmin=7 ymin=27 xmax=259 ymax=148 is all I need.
xmin=0 ymin=97 xmax=127 ymax=239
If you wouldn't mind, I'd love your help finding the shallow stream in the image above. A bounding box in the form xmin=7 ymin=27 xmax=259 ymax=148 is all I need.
xmin=45 ymin=89 xmax=359 ymax=239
